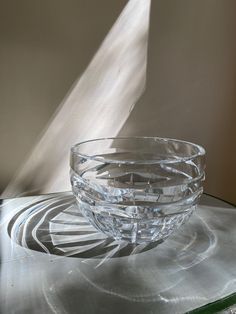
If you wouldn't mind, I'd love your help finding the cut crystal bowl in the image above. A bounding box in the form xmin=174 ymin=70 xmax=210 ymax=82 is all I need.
xmin=70 ymin=137 xmax=205 ymax=243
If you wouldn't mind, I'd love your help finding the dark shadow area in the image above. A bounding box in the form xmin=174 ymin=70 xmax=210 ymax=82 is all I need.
xmin=7 ymin=193 xmax=233 ymax=262
xmin=7 ymin=194 xmax=162 ymax=259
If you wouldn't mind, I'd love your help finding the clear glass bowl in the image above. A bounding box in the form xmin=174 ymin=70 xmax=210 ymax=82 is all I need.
xmin=70 ymin=137 xmax=205 ymax=243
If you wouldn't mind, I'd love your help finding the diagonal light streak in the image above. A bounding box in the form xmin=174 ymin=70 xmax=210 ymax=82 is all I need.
xmin=3 ymin=0 xmax=151 ymax=197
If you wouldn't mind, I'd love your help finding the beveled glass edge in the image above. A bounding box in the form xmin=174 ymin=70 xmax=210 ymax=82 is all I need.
xmin=203 ymin=192 xmax=236 ymax=208
xmin=187 ymin=292 xmax=236 ymax=314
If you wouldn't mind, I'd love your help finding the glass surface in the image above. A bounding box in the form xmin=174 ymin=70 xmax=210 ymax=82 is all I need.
xmin=70 ymin=137 xmax=205 ymax=243
xmin=0 ymin=192 xmax=235 ymax=314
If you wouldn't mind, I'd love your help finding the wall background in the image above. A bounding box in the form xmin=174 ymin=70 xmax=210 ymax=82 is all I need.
xmin=0 ymin=0 xmax=235 ymax=203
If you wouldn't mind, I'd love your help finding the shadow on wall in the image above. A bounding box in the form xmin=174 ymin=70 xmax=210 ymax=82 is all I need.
xmin=119 ymin=0 xmax=236 ymax=204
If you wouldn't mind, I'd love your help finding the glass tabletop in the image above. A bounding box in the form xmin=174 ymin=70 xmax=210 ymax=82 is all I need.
xmin=0 ymin=192 xmax=235 ymax=314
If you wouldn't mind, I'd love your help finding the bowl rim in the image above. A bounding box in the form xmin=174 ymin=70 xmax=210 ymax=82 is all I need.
xmin=71 ymin=136 xmax=206 ymax=165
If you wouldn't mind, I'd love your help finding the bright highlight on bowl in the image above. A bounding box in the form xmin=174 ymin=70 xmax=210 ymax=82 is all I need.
xmin=70 ymin=137 xmax=205 ymax=243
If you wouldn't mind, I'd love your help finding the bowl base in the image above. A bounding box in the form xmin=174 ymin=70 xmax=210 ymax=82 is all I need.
xmin=79 ymin=201 xmax=195 ymax=244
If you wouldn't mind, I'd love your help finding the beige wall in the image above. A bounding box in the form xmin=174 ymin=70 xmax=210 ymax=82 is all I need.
xmin=0 ymin=0 xmax=236 ymax=203
xmin=0 ymin=0 xmax=126 ymax=193
xmin=119 ymin=0 xmax=236 ymax=204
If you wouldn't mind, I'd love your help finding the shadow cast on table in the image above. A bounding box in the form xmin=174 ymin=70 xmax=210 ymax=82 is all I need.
xmin=7 ymin=194 xmax=163 ymax=259
xmin=7 ymin=193 xmax=221 ymax=268
xmin=4 ymin=194 xmax=236 ymax=314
